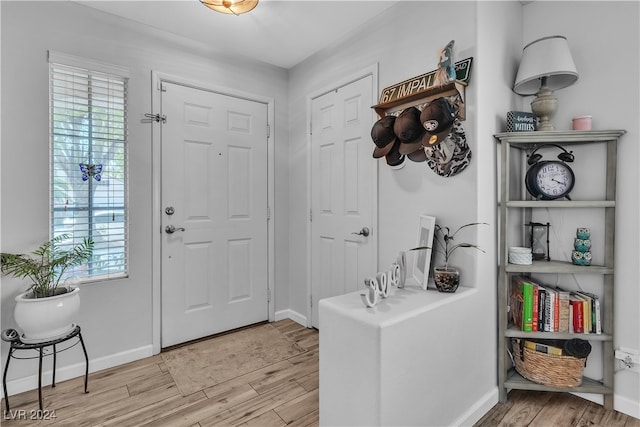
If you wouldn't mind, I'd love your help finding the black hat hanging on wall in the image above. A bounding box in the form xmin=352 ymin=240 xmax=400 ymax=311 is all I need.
xmin=395 ymin=106 xmax=426 ymax=156
xmin=371 ymin=115 xmax=397 ymax=159
xmin=371 ymin=115 xmax=406 ymax=169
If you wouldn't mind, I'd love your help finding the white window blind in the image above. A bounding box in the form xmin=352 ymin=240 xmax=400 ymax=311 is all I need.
xmin=49 ymin=52 xmax=129 ymax=281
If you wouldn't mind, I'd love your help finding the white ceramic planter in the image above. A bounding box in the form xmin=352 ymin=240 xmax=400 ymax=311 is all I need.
xmin=14 ymin=287 xmax=80 ymax=343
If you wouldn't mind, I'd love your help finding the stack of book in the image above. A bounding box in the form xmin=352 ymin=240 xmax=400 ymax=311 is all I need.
xmin=510 ymin=275 xmax=601 ymax=334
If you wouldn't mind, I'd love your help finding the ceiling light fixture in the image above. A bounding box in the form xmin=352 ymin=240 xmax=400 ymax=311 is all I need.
xmin=200 ymin=0 xmax=259 ymax=15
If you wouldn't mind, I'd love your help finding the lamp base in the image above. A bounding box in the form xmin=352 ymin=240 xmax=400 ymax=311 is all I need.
xmin=531 ymin=88 xmax=558 ymax=131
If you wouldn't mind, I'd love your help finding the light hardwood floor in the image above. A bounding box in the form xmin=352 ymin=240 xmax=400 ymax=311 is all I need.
xmin=475 ymin=389 xmax=640 ymax=427
xmin=1 ymin=319 xmax=318 ymax=426
xmin=2 ymin=319 xmax=638 ymax=426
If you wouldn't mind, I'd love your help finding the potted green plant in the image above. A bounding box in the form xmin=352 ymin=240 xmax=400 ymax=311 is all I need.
xmin=431 ymin=222 xmax=487 ymax=292
xmin=1 ymin=234 xmax=93 ymax=342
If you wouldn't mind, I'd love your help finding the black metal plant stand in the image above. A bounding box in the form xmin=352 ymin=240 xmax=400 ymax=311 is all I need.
xmin=2 ymin=325 xmax=89 ymax=412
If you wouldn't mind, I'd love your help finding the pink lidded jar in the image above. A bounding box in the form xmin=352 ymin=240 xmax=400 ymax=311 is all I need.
xmin=572 ymin=115 xmax=592 ymax=130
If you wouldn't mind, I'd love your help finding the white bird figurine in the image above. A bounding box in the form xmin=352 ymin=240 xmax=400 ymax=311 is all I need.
xmin=434 ymin=40 xmax=457 ymax=86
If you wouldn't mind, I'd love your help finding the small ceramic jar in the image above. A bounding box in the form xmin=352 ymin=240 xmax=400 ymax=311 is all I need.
xmin=572 ymin=116 xmax=592 ymax=130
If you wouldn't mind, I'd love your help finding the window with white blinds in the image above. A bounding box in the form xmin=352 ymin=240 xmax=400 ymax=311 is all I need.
xmin=49 ymin=52 xmax=129 ymax=282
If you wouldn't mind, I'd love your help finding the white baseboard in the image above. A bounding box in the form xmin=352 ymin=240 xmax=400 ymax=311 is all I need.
xmin=274 ymin=309 xmax=307 ymax=327
xmin=2 ymin=345 xmax=153 ymax=399
xmin=573 ymin=391 xmax=640 ymax=419
xmin=615 ymin=393 xmax=640 ymax=419
xmin=453 ymin=387 xmax=500 ymax=426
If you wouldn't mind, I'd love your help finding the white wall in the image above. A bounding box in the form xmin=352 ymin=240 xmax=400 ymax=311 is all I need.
xmin=288 ymin=0 xmax=483 ymax=321
xmin=290 ymin=0 xmax=640 ymax=421
xmin=1 ymin=0 xmax=290 ymax=389
xmin=289 ymin=2 xmax=515 ymax=424
xmin=521 ymin=1 xmax=640 ymax=416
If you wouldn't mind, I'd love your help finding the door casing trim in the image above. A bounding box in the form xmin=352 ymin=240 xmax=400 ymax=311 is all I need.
xmin=151 ymin=71 xmax=276 ymax=354
xmin=305 ymin=63 xmax=380 ymax=328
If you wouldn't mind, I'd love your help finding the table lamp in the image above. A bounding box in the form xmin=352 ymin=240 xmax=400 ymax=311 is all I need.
xmin=513 ymin=35 xmax=579 ymax=131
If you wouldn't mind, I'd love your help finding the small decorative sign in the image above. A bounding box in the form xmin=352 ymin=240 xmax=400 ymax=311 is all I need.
xmin=506 ymin=111 xmax=535 ymax=132
xmin=360 ymin=252 xmax=407 ymax=308
xmin=377 ymin=58 xmax=473 ymax=105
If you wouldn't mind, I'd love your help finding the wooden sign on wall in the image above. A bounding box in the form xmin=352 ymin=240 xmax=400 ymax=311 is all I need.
xmin=377 ymin=57 xmax=472 ymax=105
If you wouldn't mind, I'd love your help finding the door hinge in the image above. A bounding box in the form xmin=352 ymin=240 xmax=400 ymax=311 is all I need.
xmin=157 ymin=82 xmax=167 ymax=92
xmin=310 ymin=294 xmax=313 ymax=308
xmin=267 ymin=288 xmax=271 ymax=302
xmin=309 ymin=209 xmax=312 ymax=222
xmin=143 ymin=113 xmax=166 ymax=123
xmin=267 ymin=124 xmax=270 ymax=138
xmin=309 ymin=121 xmax=312 ymax=135
xmin=267 ymin=206 xmax=271 ymax=221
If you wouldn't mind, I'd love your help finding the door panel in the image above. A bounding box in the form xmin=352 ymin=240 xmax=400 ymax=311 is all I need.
xmin=311 ymin=74 xmax=376 ymax=327
xmin=161 ymin=82 xmax=268 ymax=347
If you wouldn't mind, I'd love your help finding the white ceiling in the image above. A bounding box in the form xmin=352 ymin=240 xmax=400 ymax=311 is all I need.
xmin=74 ymin=0 xmax=399 ymax=69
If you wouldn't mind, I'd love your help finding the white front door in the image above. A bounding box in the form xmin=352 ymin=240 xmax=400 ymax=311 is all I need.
xmin=310 ymin=74 xmax=377 ymax=328
xmin=161 ymin=82 xmax=269 ymax=347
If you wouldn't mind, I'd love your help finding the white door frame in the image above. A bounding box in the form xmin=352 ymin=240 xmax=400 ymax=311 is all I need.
xmin=151 ymin=71 xmax=276 ymax=354
xmin=306 ymin=64 xmax=379 ymax=327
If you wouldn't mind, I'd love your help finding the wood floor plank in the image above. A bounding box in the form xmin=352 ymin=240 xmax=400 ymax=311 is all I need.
xmin=97 ymin=390 xmax=207 ymax=427
xmin=204 ymin=360 xmax=294 ymax=397
xmin=2 ymin=372 xmax=89 ymax=409
xmin=144 ymin=383 xmax=259 ymax=427
xmin=273 ymin=389 xmax=319 ymax=424
xmin=286 ymin=408 xmax=319 ymax=427
xmin=247 ymin=358 xmax=316 ymax=395
xmin=239 ymin=409 xmax=286 ymax=427
xmin=1 ymin=386 xmax=130 ymax=427
xmin=288 ymin=348 xmax=318 ymax=367
xmin=198 ymin=380 xmax=307 ymax=426
xmin=286 ymin=329 xmax=319 ymax=351
xmin=87 ymin=360 xmax=164 ymax=392
xmin=577 ymin=401 xmax=615 ymax=427
xmin=52 ymin=382 xmax=180 ymax=427
xmin=494 ymin=390 xmax=554 ymax=426
xmin=602 ymin=410 xmax=636 ymax=427
xmin=478 ymin=391 xmax=640 ymax=427
xmin=271 ymin=319 xmax=302 ymax=334
xmin=626 ymin=414 xmax=640 ymax=427
xmin=294 ymin=369 xmax=319 ymax=392
xmin=127 ymin=371 xmax=176 ymax=397
xmin=529 ymin=392 xmax=589 ymax=427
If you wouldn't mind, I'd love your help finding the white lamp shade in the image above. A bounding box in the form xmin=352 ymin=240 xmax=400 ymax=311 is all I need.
xmin=514 ymin=35 xmax=579 ymax=95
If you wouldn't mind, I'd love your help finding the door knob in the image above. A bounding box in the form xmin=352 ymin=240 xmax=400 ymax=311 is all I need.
xmin=352 ymin=227 xmax=370 ymax=237
xmin=165 ymin=225 xmax=186 ymax=234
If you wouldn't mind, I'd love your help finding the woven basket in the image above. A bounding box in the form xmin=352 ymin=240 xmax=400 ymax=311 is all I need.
xmin=512 ymin=339 xmax=586 ymax=388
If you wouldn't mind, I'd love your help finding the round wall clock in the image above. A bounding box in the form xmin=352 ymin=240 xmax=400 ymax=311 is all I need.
xmin=525 ymin=144 xmax=575 ymax=200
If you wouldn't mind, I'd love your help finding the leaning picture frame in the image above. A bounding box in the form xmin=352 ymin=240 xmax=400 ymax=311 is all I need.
xmin=412 ymin=215 xmax=436 ymax=290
